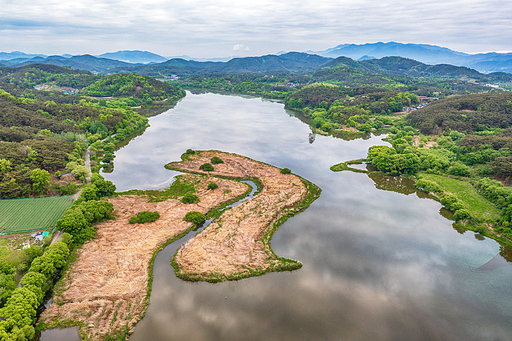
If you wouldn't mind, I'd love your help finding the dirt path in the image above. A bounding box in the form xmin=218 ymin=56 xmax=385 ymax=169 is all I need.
xmin=84 ymin=146 xmax=91 ymax=183
xmin=39 ymin=174 xmax=248 ymax=340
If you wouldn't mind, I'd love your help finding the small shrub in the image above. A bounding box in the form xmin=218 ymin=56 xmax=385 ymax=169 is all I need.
xmin=447 ymin=161 xmax=471 ymax=177
xmin=280 ymin=168 xmax=291 ymax=174
xmin=186 ymin=149 xmax=195 ymax=155
xmin=207 ymin=182 xmax=219 ymax=190
xmin=415 ymin=179 xmax=443 ymax=193
xmin=129 ymin=211 xmax=160 ymax=224
xmin=454 ymin=209 xmax=471 ymax=221
xmin=184 ymin=211 xmax=206 ymax=225
xmin=181 ymin=193 xmax=200 ymax=204
xmin=61 ymin=182 xmax=78 ymax=195
xmin=199 ymin=163 xmax=214 ymax=171
xmin=211 ymin=156 xmax=224 ymax=164
xmin=441 ymin=194 xmax=464 ymax=211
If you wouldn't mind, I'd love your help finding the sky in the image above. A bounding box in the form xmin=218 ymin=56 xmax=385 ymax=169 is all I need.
xmin=1 ymin=0 xmax=511 ymax=58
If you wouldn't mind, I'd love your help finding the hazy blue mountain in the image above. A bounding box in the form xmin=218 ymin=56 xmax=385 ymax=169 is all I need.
xmin=98 ymin=50 xmax=168 ymax=64
xmin=314 ymin=42 xmax=512 ymax=73
xmin=357 ymin=55 xmax=376 ymax=61
xmin=0 ymin=51 xmax=47 ymax=61
xmin=316 ymin=42 xmax=467 ymax=64
xmin=14 ymin=54 xmax=134 ymax=73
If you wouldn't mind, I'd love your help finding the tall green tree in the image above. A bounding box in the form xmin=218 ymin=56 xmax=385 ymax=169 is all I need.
xmin=30 ymin=169 xmax=50 ymax=195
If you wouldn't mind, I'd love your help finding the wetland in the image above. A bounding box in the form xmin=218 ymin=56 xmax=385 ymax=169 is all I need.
xmin=42 ymin=92 xmax=512 ymax=341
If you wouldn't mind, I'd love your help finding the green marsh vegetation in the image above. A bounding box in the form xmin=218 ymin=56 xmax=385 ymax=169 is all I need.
xmin=118 ymin=175 xmax=197 ymax=203
xmin=207 ymin=182 xmax=219 ymax=190
xmin=183 ymin=211 xmax=206 ymax=226
xmin=199 ymin=163 xmax=214 ymax=171
xmin=181 ymin=193 xmax=200 ymax=204
xmin=129 ymin=211 xmax=160 ymax=224
xmin=333 ymin=92 xmax=512 ymax=244
xmin=210 ymin=156 xmax=224 ymax=164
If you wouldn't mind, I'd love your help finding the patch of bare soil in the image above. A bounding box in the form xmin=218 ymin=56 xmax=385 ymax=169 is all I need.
xmin=39 ymin=174 xmax=247 ymax=340
xmin=168 ymin=151 xmax=310 ymax=281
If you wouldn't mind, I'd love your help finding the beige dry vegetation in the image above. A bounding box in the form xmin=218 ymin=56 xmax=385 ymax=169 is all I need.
xmin=168 ymin=151 xmax=310 ymax=281
xmin=39 ymin=174 xmax=247 ymax=340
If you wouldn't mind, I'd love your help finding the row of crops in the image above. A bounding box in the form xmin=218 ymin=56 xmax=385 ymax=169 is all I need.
xmin=0 ymin=196 xmax=74 ymax=234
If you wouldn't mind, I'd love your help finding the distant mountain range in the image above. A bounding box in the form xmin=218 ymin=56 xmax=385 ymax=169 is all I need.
xmin=1 ymin=43 xmax=512 ymax=80
xmin=311 ymin=42 xmax=512 ymax=74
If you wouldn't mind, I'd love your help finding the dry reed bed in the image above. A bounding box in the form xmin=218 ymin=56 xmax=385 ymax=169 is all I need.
xmin=39 ymin=174 xmax=247 ymax=340
xmin=168 ymin=151 xmax=309 ymax=281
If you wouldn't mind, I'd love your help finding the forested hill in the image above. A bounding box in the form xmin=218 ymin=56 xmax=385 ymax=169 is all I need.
xmin=0 ymin=64 xmax=184 ymax=102
xmin=0 ymin=66 xmax=185 ymax=199
xmin=323 ymin=56 xmax=512 ymax=83
xmin=81 ymin=73 xmax=184 ymax=100
xmin=408 ymin=92 xmax=512 ymax=134
xmin=0 ymin=85 xmax=149 ymax=198
xmin=0 ymin=64 xmax=100 ymax=90
xmin=107 ymin=52 xmax=332 ymax=77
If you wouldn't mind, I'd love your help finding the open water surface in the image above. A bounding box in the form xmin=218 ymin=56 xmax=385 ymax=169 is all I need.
xmin=43 ymin=92 xmax=512 ymax=340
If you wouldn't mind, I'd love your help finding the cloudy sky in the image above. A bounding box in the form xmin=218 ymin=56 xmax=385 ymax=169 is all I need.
xmin=1 ymin=0 xmax=511 ymax=57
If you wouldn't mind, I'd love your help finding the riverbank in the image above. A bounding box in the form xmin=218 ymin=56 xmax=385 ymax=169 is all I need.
xmin=38 ymin=174 xmax=248 ymax=340
xmin=332 ymin=158 xmax=512 ymax=247
xmin=38 ymin=150 xmax=321 ymax=340
xmin=167 ymin=150 xmax=321 ymax=282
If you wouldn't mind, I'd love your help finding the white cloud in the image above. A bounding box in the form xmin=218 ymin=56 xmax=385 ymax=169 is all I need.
xmin=233 ymin=44 xmax=249 ymax=52
xmin=0 ymin=0 xmax=511 ymax=57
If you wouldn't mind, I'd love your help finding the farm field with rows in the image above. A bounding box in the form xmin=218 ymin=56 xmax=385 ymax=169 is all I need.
xmin=0 ymin=196 xmax=73 ymax=234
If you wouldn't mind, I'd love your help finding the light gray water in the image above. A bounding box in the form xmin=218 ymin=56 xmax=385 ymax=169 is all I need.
xmin=42 ymin=91 xmax=512 ymax=341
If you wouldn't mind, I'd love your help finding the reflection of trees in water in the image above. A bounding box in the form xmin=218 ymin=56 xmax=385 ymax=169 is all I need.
xmin=308 ymin=132 xmax=315 ymax=144
xmin=367 ymin=172 xmax=419 ymax=195
xmin=500 ymin=244 xmax=512 ymax=262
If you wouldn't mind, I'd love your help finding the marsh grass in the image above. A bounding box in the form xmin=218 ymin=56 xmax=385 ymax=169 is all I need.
xmin=330 ymin=159 xmax=368 ymax=173
xmin=420 ymin=173 xmax=500 ymax=222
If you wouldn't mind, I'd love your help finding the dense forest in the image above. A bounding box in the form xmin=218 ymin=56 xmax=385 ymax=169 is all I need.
xmin=0 ymin=65 xmax=185 ymax=199
xmin=408 ymin=92 xmax=512 ymax=134
xmin=81 ymin=73 xmax=185 ymax=102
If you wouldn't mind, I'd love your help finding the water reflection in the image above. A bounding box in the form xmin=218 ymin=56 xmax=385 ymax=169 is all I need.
xmin=38 ymin=327 xmax=80 ymax=341
xmin=92 ymin=92 xmax=512 ymax=340
xmin=367 ymin=171 xmax=422 ymax=196
xmin=477 ymin=244 xmax=512 ymax=271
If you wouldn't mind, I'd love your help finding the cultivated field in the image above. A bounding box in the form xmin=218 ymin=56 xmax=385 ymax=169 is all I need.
xmin=0 ymin=196 xmax=74 ymax=234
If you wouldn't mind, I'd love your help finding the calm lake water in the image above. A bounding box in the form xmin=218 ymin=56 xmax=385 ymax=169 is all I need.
xmin=43 ymin=91 xmax=512 ymax=340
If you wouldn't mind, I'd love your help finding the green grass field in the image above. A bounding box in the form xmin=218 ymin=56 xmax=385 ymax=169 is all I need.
xmin=0 ymin=197 xmax=73 ymax=234
xmin=420 ymin=173 xmax=501 ymax=222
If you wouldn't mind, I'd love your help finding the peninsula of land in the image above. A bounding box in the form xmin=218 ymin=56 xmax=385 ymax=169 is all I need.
xmin=39 ymin=151 xmax=320 ymax=340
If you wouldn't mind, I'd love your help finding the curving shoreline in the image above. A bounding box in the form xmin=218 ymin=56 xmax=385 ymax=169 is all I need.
xmin=38 ymin=151 xmax=320 ymax=340
xmin=38 ymin=174 xmax=249 ymax=340
xmin=167 ymin=151 xmax=321 ymax=282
